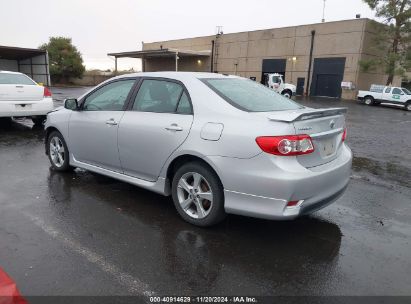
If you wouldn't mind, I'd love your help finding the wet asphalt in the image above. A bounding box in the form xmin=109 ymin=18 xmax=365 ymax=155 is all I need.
xmin=0 ymin=87 xmax=410 ymax=298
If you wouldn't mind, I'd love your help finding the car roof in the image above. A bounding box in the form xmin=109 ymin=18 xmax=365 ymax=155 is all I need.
xmin=0 ymin=70 xmax=24 ymax=75
xmin=114 ymin=71 xmax=239 ymax=82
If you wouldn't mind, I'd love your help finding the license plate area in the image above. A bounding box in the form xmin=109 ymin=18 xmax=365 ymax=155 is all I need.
xmin=15 ymin=104 xmax=32 ymax=111
xmin=322 ymin=138 xmax=336 ymax=156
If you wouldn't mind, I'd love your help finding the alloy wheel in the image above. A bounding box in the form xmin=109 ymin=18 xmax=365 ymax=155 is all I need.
xmin=49 ymin=136 xmax=65 ymax=168
xmin=177 ymin=172 xmax=213 ymax=219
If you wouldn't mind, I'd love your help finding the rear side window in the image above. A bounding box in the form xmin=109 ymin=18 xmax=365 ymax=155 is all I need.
xmin=133 ymin=79 xmax=191 ymax=114
xmin=0 ymin=73 xmax=35 ymax=85
xmin=203 ymin=78 xmax=302 ymax=112
xmin=385 ymin=87 xmax=391 ymax=93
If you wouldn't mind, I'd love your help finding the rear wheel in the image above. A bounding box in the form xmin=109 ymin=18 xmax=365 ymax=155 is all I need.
xmin=405 ymin=102 xmax=411 ymax=111
xmin=171 ymin=162 xmax=226 ymax=227
xmin=364 ymin=96 xmax=374 ymax=105
xmin=47 ymin=131 xmax=71 ymax=171
xmin=32 ymin=115 xmax=46 ymax=125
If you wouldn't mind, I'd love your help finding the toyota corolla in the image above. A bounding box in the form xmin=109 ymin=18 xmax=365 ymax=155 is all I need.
xmin=45 ymin=72 xmax=352 ymax=226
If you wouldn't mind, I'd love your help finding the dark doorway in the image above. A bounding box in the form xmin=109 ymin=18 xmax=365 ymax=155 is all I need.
xmin=315 ymin=74 xmax=341 ymax=97
xmin=296 ymin=78 xmax=305 ymax=96
xmin=261 ymin=59 xmax=286 ymax=86
xmin=310 ymin=57 xmax=346 ymax=98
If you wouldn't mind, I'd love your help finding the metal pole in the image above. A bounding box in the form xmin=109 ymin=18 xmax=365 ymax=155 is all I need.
xmin=175 ymin=51 xmax=179 ymax=71
xmin=114 ymin=57 xmax=118 ymax=75
xmin=322 ymin=0 xmax=326 ymax=23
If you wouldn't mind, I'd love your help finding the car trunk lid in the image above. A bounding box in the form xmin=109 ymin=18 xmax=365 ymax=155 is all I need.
xmin=0 ymin=84 xmax=44 ymax=102
xmin=267 ymin=107 xmax=347 ymax=168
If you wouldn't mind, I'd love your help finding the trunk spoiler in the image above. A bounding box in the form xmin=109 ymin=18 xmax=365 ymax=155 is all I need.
xmin=267 ymin=107 xmax=347 ymax=123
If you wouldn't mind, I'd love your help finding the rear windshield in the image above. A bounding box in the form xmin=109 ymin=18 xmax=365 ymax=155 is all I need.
xmin=0 ymin=73 xmax=35 ymax=85
xmin=203 ymin=78 xmax=302 ymax=112
xmin=402 ymin=88 xmax=411 ymax=95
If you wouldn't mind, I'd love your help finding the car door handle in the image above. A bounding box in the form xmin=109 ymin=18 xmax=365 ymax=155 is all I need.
xmin=165 ymin=124 xmax=183 ymax=132
xmin=105 ymin=119 xmax=118 ymax=126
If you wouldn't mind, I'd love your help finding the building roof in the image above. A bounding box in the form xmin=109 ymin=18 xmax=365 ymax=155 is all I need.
xmin=108 ymin=48 xmax=211 ymax=59
xmin=0 ymin=45 xmax=46 ymax=60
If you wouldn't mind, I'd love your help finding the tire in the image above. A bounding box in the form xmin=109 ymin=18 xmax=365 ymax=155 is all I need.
xmin=405 ymin=102 xmax=411 ymax=111
xmin=282 ymin=90 xmax=292 ymax=99
xmin=364 ymin=96 xmax=374 ymax=106
xmin=32 ymin=115 xmax=46 ymax=125
xmin=47 ymin=131 xmax=72 ymax=171
xmin=171 ymin=161 xmax=226 ymax=227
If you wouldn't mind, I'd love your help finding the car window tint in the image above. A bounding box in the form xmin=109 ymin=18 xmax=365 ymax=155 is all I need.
xmin=176 ymin=92 xmax=192 ymax=114
xmin=0 ymin=73 xmax=35 ymax=85
xmin=385 ymin=87 xmax=391 ymax=93
xmin=83 ymin=80 xmax=135 ymax=111
xmin=203 ymin=78 xmax=302 ymax=112
xmin=392 ymin=88 xmax=402 ymax=95
xmin=133 ymin=79 xmax=183 ymax=113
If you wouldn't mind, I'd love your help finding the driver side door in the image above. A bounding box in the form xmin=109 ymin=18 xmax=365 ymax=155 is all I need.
xmin=68 ymin=78 xmax=137 ymax=172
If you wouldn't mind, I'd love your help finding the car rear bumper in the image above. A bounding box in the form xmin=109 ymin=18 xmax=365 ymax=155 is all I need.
xmin=0 ymin=98 xmax=54 ymax=117
xmin=208 ymin=144 xmax=352 ymax=220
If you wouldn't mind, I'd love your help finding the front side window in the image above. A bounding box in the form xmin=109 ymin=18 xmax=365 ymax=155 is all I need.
xmin=385 ymin=87 xmax=391 ymax=93
xmin=402 ymin=88 xmax=411 ymax=95
xmin=272 ymin=76 xmax=281 ymax=84
xmin=0 ymin=73 xmax=35 ymax=85
xmin=203 ymin=78 xmax=303 ymax=112
xmin=392 ymin=88 xmax=403 ymax=95
xmin=132 ymin=79 xmax=189 ymax=113
xmin=83 ymin=79 xmax=135 ymax=111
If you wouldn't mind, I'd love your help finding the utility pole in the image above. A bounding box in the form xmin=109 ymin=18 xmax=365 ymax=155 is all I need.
xmin=322 ymin=0 xmax=326 ymax=23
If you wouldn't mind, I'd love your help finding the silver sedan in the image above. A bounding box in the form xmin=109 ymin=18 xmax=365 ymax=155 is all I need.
xmin=45 ymin=72 xmax=352 ymax=226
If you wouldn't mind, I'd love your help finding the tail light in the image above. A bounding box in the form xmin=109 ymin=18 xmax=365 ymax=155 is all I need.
xmin=43 ymin=87 xmax=52 ymax=98
xmin=256 ymin=135 xmax=314 ymax=156
xmin=342 ymin=128 xmax=347 ymax=142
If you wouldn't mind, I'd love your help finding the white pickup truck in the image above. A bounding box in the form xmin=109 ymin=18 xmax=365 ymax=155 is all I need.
xmin=357 ymin=84 xmax=411 ymax=111
xmin=266 ymin=73 xmax=296 ymax=98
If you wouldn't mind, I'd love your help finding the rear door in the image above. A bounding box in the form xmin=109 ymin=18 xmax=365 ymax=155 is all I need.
xmin=0 ymin=73 xmax=43 ymax=101
xmin=68 ymin=78 xmax=137 ymax=172
xmin=118 ymin=78 xmax=193 ymax=181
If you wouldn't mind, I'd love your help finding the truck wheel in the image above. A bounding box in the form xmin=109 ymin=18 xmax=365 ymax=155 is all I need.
xmin=364 ymin=96 xmax=374 ymax=105
xmin=405 ymin=102 xmax=411 ymax=111
xmin=282 ymin=90 xmax=292 ymax=98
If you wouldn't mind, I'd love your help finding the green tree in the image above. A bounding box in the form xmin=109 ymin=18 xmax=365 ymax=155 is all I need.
xmin=39 ymin=37 xmax=85 ymax=83
xmin=361 ymin=0 xmax=411 ymax=85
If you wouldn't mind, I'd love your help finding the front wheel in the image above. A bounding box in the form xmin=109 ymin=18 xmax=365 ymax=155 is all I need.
xmin=47 ymin=131 xmax=72 ymax=171
xmin=405 ymin=102 xmax=411 ymax=111
xmin=171 ymin=162 xmax=226 ymax=227
xmin=282 ymin=90 xmax=292 ymax=98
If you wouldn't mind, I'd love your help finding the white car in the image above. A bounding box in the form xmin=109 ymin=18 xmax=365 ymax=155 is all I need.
xmin=0 ymin=71 xmax=54 ymax=124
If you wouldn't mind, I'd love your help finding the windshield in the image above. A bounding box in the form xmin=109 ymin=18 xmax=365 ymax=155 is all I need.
xmin=402 ymin=88 xmax=411 ymax=95
xmin=0 ymin=73 xmax=36 ymax=85
xmin=203 ymin=78 xmax=303 ymax=112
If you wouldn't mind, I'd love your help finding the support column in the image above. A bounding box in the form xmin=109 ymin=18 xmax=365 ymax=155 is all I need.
xmin=175 ymin=51 xmax=179 ymax=72
xmin=114 ymin=57 xmax=118 ymax=75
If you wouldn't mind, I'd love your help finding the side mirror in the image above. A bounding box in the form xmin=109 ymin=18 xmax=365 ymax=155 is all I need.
xmin=64 ymin=98 xmax=79 ymax=110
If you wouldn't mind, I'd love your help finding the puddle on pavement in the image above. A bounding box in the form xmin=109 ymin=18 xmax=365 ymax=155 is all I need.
xmin=353 ymin=156 xmax=410 ymax=187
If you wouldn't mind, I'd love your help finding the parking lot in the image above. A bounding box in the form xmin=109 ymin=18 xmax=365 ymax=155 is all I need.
xmin=1 ymin=87 xmax=410 ymax=298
